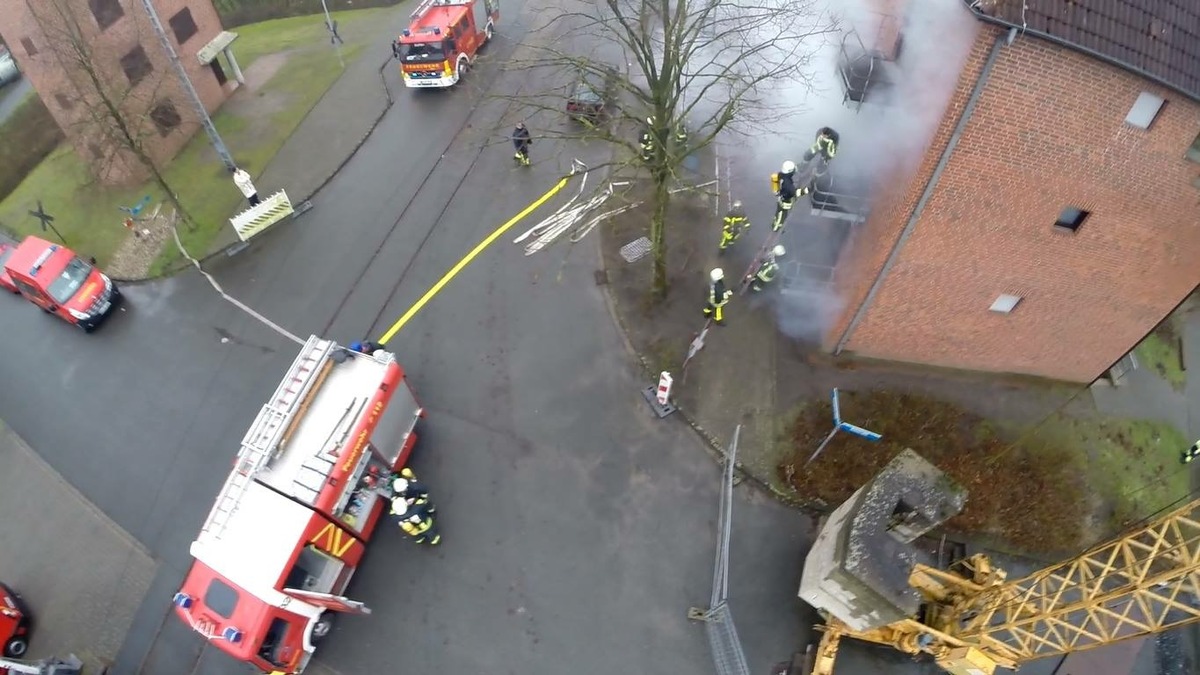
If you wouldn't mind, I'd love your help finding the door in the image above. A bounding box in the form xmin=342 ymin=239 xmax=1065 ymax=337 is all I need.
xmin=211 ymin=59 xmax=227 ymax=86
xmin=281 ymin=589 xmax=371 ymax=615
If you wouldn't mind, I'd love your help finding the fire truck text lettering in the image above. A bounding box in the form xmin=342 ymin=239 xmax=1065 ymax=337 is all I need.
xmin=340 ymin=400 xmax=384 ymax=472
xmin=311 ymin=522 xmax=356 ymax=558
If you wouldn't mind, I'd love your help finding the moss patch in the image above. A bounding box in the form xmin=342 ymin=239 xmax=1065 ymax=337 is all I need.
xmin=778 ymin=390 xmax=1187 ymax=556
xmin=1134 ymin=320 xmax=1185 ymax=391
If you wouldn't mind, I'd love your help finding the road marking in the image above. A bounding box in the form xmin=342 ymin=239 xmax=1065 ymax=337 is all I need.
xmin=378 ymin=171 xmax=577 ymax=344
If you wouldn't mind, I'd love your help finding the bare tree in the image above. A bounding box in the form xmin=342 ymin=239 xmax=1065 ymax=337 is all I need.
xmin=501 ymin=0 xmax=835 ymax=296
xmin=26 ymin=0 xmax=199 ymax=229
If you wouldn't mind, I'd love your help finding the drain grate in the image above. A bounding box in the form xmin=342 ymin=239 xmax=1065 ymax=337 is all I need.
xmin=620 ymin=236 xmax=652 ymax=263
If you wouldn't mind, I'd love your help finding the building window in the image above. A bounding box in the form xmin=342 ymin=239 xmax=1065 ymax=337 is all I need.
xmin=169 ymin=8 xmax=199 ymax=45
xmin=989 ymin=294 xmax=1022 ymax=314
xmin=150 ymin=100 xmax=181 ymax=136
xmin=1187 ymin=131 xmax=1200 ymax=164
xmin=1054 ymin=207 xmax=1090 ymax=232
xmin=20 ymin=37 xmax=37 ymax=56
xmin=88 ymin=0 xmax=125 ymax=31
xmin=1125 ymin=92 xmax=1165 ymax=129
xmin=53 ymin=92 xmax=74 ymax=110
xmin=120 ymin=46 xmax=153 ymax=87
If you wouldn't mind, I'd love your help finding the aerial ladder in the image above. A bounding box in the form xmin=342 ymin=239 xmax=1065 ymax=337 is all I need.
xmin=799 ymin=450 xmax=1200 ymax=675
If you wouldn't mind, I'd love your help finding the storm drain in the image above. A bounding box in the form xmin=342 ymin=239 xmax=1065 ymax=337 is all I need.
xmin=620 ymin=237 xmax=652 ymax=263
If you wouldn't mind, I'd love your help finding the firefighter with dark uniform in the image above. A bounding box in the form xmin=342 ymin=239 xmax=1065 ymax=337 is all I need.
xmin=512 ymin=121 xmax=532 ymax=166
xmin=804 ymin=127 xmax=839 ymax=163
xmin=639 ymin=117 xmax=656 ymax=162
xmin=703 ymin=268 xmax=733 ymax=325
xmin=749 ymin=245 xmax=786 ymax=292
xmin=719 ymin=201 xmax=749 ymax=253
xmin=771 ymin=161 xmax=809 ymax=231
xmin=399 ymin=511 xmax=441 ymax=545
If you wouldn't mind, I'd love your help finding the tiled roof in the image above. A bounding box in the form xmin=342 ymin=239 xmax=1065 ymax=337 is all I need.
xmin=971 ymin=0 xmax=1200 ymax=99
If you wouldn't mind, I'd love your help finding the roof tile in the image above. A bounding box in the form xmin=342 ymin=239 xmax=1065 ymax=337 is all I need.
xmin=982 ymin=0 xmax=1200 ymax=97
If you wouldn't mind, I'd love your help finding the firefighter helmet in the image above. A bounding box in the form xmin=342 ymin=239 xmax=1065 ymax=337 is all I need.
xmin=390 ymin=497 xmax=409 ymax=514
xmin=781 ymin=160 xmax=796 ymax=174
xmin=392 ymin=478 xmax=409 ymax=493
xmin=710 ymin=268 xmax=724 ymax=281
xmin=731 ymin=200 xmax=743 ymax=211
xmin=773 ymin=245 xmax=786 ymax=257
xmin=400 ymin=468 xmax=415 ymax=479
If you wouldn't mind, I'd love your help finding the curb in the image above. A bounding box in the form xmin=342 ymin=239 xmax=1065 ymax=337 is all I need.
xmin=113 ymin=56 xmax=398 ymax=284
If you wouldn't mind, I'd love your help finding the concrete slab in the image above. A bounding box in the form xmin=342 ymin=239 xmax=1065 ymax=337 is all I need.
xmin=0 ymin=422 xmax=156 ymax=671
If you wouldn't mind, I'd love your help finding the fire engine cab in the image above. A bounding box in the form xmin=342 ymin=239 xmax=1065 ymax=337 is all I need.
xmin=173 ymin=336 xmax=424 ymax=674
xmin=396 ymin=0 xmax=499 ymax=88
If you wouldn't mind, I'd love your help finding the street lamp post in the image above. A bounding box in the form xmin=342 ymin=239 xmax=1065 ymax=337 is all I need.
xmin=139 ymin=0 xmax=235 ymax=171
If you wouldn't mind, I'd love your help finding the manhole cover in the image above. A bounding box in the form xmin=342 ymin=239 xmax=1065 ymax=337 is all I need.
xmin=620 ymin=236 xmax=652 ymax=263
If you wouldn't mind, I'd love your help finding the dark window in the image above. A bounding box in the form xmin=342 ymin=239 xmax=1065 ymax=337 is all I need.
xmin=20 ymin=37 xmax=37 ymax=56
xmin=257 ymin=618 xmax=293 ymax=667
xmin=120 ymin=46 xmax=152 ymax=86
xmin=1054 ymin=207 xmax=1090 ymax=232
xmin=203 ymin=578 xmax=239 ymax=619
xmin=1188 ymin=132 xmax=1200 ymax=164
xmin=54 ymin=92 xmax=74 ymax=110
xmin=168 ymin=7 xmax=198 ymax=45
xmin=88 ymin=0 xmax=125 ymax=31
xmin=150 ymin=100 xmax=181 ymax=136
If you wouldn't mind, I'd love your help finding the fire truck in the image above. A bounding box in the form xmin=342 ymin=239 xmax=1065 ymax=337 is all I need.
xmin=172 ymin=336 xmax=424 ymax=674
xmin=396 ymin=0 xmax=499 ymax=88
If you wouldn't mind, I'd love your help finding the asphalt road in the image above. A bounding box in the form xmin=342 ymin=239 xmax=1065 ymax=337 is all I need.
xmin=0 ymin=5 xmax=819 ymax=675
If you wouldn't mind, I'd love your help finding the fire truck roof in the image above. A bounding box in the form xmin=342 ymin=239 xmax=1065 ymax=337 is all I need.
xmin=407 ymin=4 xmax=468 ymax=38
xmin=190 ymin=481 xmax=313 ymax=598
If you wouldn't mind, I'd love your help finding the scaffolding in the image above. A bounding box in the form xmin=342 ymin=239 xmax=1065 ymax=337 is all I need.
xmin=836 ymin=13 xmax=901 ymax=112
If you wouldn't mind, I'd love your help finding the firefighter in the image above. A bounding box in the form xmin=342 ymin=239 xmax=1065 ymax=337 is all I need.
xmin=749 ymin=245 xmax=786 ymax=292
xmin=803 ymin=127 xmax=839 ymax=163
xmin=1182 ymin=439 xmax=1200 ymax=464
xmin=392 ymin=474 xmax=435 ymax=513
xmin=400 ymin=512 xmax=441 ymax=545
xmin=703 ymin=268 xmax=733 ymax=325
xmin=638 ymin=117 xmax=656 ymax=162
xmin=771 ymin=160 xmax=809 ymax=232
xmin=349 ymin=340 xmax=386 ymax=355
xmin=512 ymin=122 xmax=532 ymax=166
xmin=719 ymin=201 xmax=749 ymax=254
xmin=675 ymin=124 xmax=688 ymax=150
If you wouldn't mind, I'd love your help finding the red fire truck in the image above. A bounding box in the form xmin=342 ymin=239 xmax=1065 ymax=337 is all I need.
xmin=173 ymin=336 xmax=424 ymax=674
xmin=396 ymin=0 xmax=499 ymax=88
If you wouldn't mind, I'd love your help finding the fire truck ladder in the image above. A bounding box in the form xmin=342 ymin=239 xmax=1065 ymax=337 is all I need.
xmin=203 ymin=336 xmax=337 ymax=536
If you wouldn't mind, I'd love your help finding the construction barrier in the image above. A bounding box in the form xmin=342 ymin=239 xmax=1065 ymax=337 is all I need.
xmin=656 ymin=371 xmax=673 ymax=406
xmin=230 ymin=190 xmax=294 ymax=242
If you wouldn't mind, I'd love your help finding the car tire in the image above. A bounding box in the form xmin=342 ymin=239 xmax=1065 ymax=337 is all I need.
xmin=312 ymin=615 xmax=334 ymax=642
xmin=4 ymin=636 xmax=28 ymax=658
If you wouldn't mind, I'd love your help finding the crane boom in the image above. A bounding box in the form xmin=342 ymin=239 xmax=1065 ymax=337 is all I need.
xmin=799 ymin=450 xmax=1200 ymax=675
xmin=951 ymin=496 xmax=1200 ymax=662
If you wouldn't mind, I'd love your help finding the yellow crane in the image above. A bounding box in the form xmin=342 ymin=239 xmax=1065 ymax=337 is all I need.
xmin=799 ymin=450 xmax=1200 ymax=675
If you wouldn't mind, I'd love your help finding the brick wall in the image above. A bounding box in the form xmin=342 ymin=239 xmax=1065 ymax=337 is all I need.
xmin=831 ymin=27 xmax=1200 ymax=383
xmin=0 ymin=0 xmax=231 ymax=185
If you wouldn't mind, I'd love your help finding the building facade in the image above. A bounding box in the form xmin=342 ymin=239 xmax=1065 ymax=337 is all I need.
xmin=828 ymin=0 xmax=1200 ymax=383
xmin=0 ymin=0 xmax=235 ymax=184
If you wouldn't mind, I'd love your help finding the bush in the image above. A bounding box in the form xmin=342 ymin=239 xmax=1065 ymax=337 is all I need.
xmin=214 ymin=0 xmax=402 ymax=27
xmin=0 ymin=93 xmax=63 ymax=208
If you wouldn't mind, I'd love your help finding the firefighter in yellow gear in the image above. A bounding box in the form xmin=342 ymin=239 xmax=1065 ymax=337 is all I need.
xmin=1182 ymin=439 xmax=1200 ymax=464
xmin=770 ymin=160 xmax=810 ymax=231
xmin=400 ymin=512 xmax=441 ymax=545
xmin=803 ymin=127 xmax=839 ymax=163
xmin=703 ymin=268 xmax=733 ymax=325
xmin=749 ymin=245 xmax=785 ymax=292
xmin=639 ymin=117 xmax=656 ymax=162
xmin=719 ymin=201 xmax=749 ymax=253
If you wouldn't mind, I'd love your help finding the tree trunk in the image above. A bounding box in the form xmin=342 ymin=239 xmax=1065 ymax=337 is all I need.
xmin=649 ymin=165 xmax=671 ymax=299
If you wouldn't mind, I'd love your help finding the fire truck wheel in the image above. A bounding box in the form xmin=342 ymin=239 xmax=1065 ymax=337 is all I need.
xmin=4 ymin=636 xmax=28 ymax=658
xmin=312 ymin=615 xmax=335 ymax=641
xmin=457 ymin=55 xmax=469 ymax=78
xmin=485 ymin=22 xmax=493 ymax=40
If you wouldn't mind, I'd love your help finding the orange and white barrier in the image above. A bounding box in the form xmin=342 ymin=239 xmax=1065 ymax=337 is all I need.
xmin=656 ymin=372 xmax=673 ymax=406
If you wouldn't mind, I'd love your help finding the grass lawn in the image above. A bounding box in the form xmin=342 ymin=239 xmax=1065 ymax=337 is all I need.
xmin=0 ymin=6 xmax=384 ymax=272
xmin=780 ymin=390 xmax=1191 ymax=556
xmin=1134 ymin=321 xmax=1185 ymax=391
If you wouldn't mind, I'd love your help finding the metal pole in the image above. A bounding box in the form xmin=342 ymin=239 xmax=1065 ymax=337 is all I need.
xmin=320 ymin=0 xmax=345 ymax=68
xmin=806 ymin=427 xmax=839 ymax=466
xmin=139 ymin=0 xmax=235 ymax=171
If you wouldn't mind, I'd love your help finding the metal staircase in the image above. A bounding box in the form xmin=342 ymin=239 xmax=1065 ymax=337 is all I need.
xmin=836 ymin=16 xmax=900 ymax=112
xmin=202 ymin=336 xmax=337 ymax=536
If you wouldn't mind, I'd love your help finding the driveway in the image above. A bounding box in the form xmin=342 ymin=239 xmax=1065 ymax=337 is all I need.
xmin=0 ymin=6 xmax=813 ymax=675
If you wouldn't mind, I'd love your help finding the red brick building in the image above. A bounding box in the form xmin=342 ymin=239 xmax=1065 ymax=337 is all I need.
xmin=828 ymin=0 xmax=1200 ymax=383
xmin=0 ymin=0 xmax=238 ymax=184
